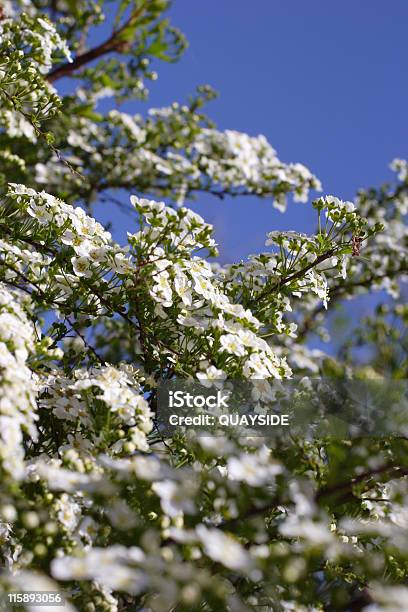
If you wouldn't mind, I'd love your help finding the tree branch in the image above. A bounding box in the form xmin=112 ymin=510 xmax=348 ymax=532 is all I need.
xmin=256 ymin=248 xmax=337 ymax=304
xmin=220 ymin=464 xmax=408 ymax=532
xmin=65 ymin=317 xmax=105 ymax=364
xmin=296 ymin=265 xmax=408 ymax=341
xmin=47 ymin=4 xmax=147 ymax=83
xmin=315 ymin=464 xmax=408 ymax=504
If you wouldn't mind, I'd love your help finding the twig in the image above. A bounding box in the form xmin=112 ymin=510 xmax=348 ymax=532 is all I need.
xmin=315 ymin=464 xmax=408 ymax=503
xmin=256 ymin=248 xmax=337 ymax=304
xmin=220 ymin=464 xmax=408 ymax=531
xmin=47 ymin=4 xmax=147 ymax=82
xmin=65 ymin=317 xmax=105 ymax=364
xmin=296 ymin=265 xmax=408 ymax=340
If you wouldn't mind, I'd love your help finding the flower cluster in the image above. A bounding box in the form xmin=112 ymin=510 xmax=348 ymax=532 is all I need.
xmin=40 ymin=365 xmax=153 ymax=454
xmin=0 ymin=285 xmax=38 ymax=481
xmin=0 ymin=14 xmax=71 ymax=140
xmin=2 ymin=184 xmax=133 ymax=319
xmin=193 ymin=128 xmax=322 ymax=210
xmin=129 ymin=195 xmax=293 ymax=379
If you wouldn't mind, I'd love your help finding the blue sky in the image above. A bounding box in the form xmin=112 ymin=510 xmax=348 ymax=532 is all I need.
xmin=117 ymin=0 xmax=408 ymax=263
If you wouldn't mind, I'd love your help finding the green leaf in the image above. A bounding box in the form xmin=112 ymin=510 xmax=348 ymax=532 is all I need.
xmin=65 ymin=0 xmax=81 ymax=17
xmin=114 ymin=0 xmax=133 ymax=29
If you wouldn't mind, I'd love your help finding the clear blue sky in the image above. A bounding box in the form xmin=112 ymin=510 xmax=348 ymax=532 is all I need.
xmin=114 ymin=0 xmax=407 ymax=263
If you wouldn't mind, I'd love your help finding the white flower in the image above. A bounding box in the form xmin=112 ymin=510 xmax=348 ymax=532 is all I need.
xmin=197 ymin=366 xmax=227 ymax=387
xmin=55 ymin=493 xmax=81 ymax=532
xmin=367 ymin=584 xmax=408 ymax=611
xmin=131 ymin=196 xmax=165 ymax=215
xmin=37 ymin=17 xmax=55 ymax=32
xmin=51 ymin=546 xmax=146 ymax=594
xmin=227 ymin=450 xmax=282 ymax=486
xmin=193 ymin=275 xmax=215 ymax=299
xmin=196 ymin=525 xmax=253 ymax=571
xmin=390 ymin=158 xmax=408 ymax=181
xmin=130 ymin=427 xmax=149 ymax=452
xmin=187 ymin=259 xmax=213 ymax=279
xmin=152 ymin=480 xmax=195 ymax=517
xmin=106 ymin=500 xmax=137 ymax=530
xmin=113 ymin=252 xmax=132 ymax=274
xmin=89 ymin=246 xmax=109 ymax=263
xmin=174 ymin=273 xmax=192 ymax=306
xmin=151 ymin=272 xmax=173 ymax=306
xmin=279 ymin=515 xmax=335 ymax=546
xmin=220 ymin=334 xmax=246 ymax=357
xmin=59 ymin=432 xmax=93 ymax=456
xmin=340 ymin=256 xmax=347 ymax=279
xmin=71 ymin=256 xmax=92 ymax=278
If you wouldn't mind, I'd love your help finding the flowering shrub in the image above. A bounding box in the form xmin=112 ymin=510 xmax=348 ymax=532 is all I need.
xmin=0 ymin=2 xmax=407 ymax=611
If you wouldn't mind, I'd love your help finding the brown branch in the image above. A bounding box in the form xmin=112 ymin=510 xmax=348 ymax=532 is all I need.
xmin=65 ymin=317 xmax=105 ymax=364
xmin=280 ymin=249 xmax=337 ymax=289
xmin=47 ymin=4 xmax=147 ymax=83
xmin=315 ymin=464 xmax=408 ymax=504
xmin=220 ymin=464 xmax=408 ymax=532
xmin=296 ymin=264 xmax=408 ymax=341
xmin=256 ymin=248 xmax=337 ymax=304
